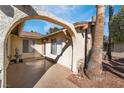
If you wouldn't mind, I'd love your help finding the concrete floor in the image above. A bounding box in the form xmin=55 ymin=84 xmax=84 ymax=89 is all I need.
xmin=7 ymin=58 xmax=54 ymax=88
xmin=34 ymin=64 xmax=78 ymax=88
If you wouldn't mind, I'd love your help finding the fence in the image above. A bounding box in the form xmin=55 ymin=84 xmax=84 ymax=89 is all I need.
xmin=103 ymin=42 xmax=124 ymax=53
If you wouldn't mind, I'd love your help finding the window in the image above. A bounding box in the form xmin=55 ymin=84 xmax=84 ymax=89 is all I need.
xmin=57 ymin=39 xmax=63 ymax=55
xmin=51 ymin=39 xmax=57 ymax=55
xmin=23 ymin=39 xmax=35 ymax=53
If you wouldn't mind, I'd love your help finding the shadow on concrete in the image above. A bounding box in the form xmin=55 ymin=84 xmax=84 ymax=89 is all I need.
xmin=103 ymin=58 xmax=124 ymax=79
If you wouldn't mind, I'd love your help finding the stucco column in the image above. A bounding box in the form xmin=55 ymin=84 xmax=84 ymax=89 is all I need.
xmin=68 ymin=25 xmax=83 ymax=74
xmin=0 ymin=40 xmax=6 ymax=88
xmin=0 ymin=14 xmax=9 ymax=87
xmin=0 ymin=26 xmax=10 ymax=87
xmin=72 ymin=36 xmax=83 ymax=74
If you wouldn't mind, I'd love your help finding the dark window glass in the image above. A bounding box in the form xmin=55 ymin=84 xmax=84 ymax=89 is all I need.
xmin=51 ymin=39 xmax=57 ymax=55
xmin=23 ymin=39 xmax=34 ymax=53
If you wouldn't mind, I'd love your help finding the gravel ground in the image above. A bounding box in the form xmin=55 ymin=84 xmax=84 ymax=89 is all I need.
xmin=67 ymin=71 xmax=124 ymax=88
xmin=68 ymin=58 xmax=124 ymax=88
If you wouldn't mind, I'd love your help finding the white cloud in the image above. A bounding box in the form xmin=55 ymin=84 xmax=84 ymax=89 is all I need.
xmin=35 ymin=5 xmax=78 ymax=23
xmin=43 ymin=22 xmax=62 ymax=33
xmin=37 ymin=5 xmax=77 ymax=12
xmin=56 ymin=5 xmax=77 ymax=11
xmin=34 ymin=5 xmax=97 ymax=24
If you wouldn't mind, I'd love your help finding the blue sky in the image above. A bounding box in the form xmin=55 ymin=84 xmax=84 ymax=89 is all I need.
xmin=23 ymin=5 xmax=120 ymax=35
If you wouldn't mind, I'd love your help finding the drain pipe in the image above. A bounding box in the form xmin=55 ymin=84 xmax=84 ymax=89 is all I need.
xmin=71 ymin=42 xmax=73 ymax=71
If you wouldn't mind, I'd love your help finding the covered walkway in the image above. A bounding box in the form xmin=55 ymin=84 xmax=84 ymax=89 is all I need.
xmin=7 ymin=57 xmax=54 ymax=88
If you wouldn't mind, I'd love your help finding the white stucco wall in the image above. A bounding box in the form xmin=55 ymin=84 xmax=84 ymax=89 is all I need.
xmin=5 ymin=34 xmax=42 ymax=68
xmin=57 ymin=45 xmax=72 ymax=69
xmin=77 ymin=30 xmax=86 ymax=62
xmin=43 ymin=32 xmax=64 ymax=58
xmin=87 ymin=34 xmax=92 ymax=53
xmin=43 ymin=29 xmax=88 ymax=69
xmin=32 ymin=39 xmax=43 ymax=57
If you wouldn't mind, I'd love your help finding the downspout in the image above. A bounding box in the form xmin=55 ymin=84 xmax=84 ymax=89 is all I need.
xmin=84 ymin=29 xmax=88 ymax=68
xmin=71 ymin=42 xmax=73 ymax=71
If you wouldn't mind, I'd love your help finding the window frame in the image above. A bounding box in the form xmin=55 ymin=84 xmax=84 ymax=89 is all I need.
xmin=51 ymin=39 xmax=57 ymax=55
xmin=23 ymin=39 xmax=35 ymax=53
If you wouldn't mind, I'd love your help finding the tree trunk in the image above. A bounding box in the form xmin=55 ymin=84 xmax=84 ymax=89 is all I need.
xmin=107 ymin=5 xmax=114 ymax=61
xmin=85 ymin=5 xmax=105 ymax=80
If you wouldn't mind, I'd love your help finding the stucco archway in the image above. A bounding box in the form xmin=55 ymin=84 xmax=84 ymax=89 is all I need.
xmin=0 ymin=5 xmax=82 ymax=87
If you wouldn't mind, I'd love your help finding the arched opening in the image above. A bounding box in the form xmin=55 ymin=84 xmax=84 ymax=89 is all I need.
xmin=4 ymin=15 xmax=77 ymax=88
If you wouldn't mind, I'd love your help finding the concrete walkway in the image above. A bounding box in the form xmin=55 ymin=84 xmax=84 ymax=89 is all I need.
xmin=34 ymin=64 xmax=78 ymax=88
xmin=7 ymin=58 xmax=54 ymax=88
